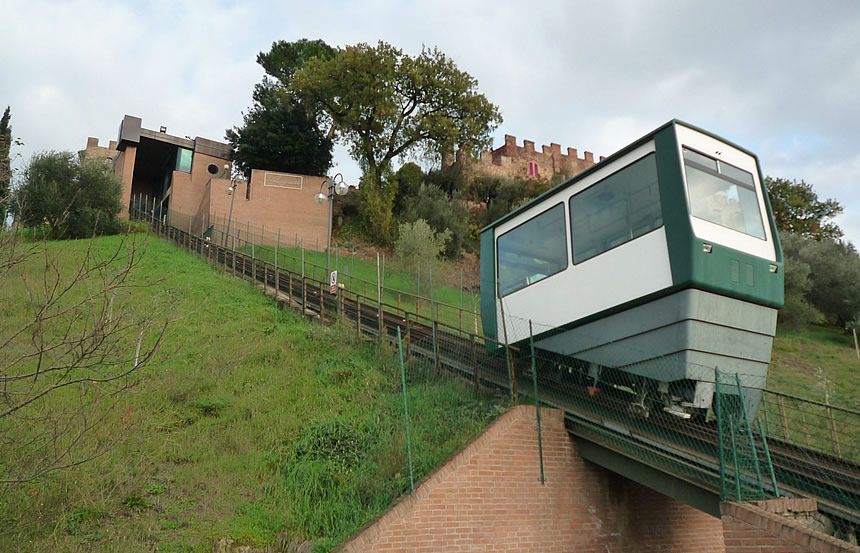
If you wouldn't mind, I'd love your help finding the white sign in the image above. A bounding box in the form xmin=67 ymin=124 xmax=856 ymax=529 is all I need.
xmin=329 ymin=270 xmax=338 ymax=294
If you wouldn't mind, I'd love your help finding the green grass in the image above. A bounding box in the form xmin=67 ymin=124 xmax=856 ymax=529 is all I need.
xmin=770 ymin=324 xmax=859 ymax=409
xmin=764 ymin=324 xmax=859 ymax=460
xmin=0 ymin=233 xmax=505 ymax=552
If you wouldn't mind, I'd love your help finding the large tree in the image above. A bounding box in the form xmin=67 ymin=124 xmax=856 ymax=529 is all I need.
xmin=16 ymin=151 xmax=123 ymax=238
xmin=765 ymin=176 xmax=843 ymax=241
xmin=0 ymin=106 xmax=11 ymax=222
xmin=291 ymin=41 xmax=502 ymax=243
xmin=226 ymin=39 xmax=334 ymax=178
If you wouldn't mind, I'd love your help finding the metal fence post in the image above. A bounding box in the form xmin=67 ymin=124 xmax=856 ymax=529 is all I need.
xmin=530 ymin=321 xmax=545 ymax=484
xmin=397 ymin=327 xmax=415 ymax=494
xmin=715 ymin=367 xmax=726 ymax=500
xmin=432 ymin=320 xmax=440 ymax=376
xmin=275 ymin=229 xmax=281 ymax=298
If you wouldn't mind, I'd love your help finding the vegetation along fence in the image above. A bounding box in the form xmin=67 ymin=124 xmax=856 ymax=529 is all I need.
xmin=131 ymin=199 xmax=860 ymax=543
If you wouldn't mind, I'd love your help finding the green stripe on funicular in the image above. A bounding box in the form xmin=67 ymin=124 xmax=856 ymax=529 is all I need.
xmin=479 ymin=229 xmax=498 ymax=341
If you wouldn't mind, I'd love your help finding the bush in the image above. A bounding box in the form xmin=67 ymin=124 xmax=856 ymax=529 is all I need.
xmin=400 ymin=184 xmax=468 ymax=258
xmin=394 ymin=219 xmax=451 ymax=275
xmin=15 ymin=151 xmax=123 ymax=239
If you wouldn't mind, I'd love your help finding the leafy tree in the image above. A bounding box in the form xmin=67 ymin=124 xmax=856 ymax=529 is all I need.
xmin=226 ymin=39 xmax=334 ymax=178
xmin=400 ymin=183 xmax=469 ymax=259
xmin=15 ymin=151 xmax=123 ymax=238
xmin=801 ymin=239 xmax=860 ymax=328
xmin=424 ymin=164 xmax=466 ymax=199
xmin=291 ymin=41 xmax=502 ymax=243
xmin=781 ymin=233 xmax=860 ymax=328
xmin=778 ymin=233 xmax=823 ymax=330
xmin=394 ymin=219 xmax=451 ymax=290
xmin=0 ymin=106 xmax=11 ymax=222
xmin=765 ymin=177 xmax=843 ymax=240
xmin=392 ymin=162 xmax=424 ymax=214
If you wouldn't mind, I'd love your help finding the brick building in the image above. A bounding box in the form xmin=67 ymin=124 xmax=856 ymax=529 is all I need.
xmin=444 ymin=134 xmax=605 ymax=182
xmin=83 ymin=115 xmax=330 ymax=249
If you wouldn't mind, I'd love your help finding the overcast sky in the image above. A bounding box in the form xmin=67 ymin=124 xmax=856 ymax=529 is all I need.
xmin=2 ymin=0 xmax=858 ymax=245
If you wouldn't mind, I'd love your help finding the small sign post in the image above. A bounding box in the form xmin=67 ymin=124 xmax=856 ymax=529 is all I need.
xmin=329 ymin=270 xmax=338 ymax=294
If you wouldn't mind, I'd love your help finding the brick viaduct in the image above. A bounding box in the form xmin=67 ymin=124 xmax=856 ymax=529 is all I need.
xmin=335 ymin=405 xmax=858 ymax=553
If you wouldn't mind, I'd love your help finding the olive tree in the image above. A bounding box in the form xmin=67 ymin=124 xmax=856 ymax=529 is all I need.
xmin=292 ymin=41 xmax=502 ymax=243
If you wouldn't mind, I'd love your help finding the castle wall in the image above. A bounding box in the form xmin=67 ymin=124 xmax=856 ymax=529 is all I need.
xmin=452 ymin=134 xmax=603 ymax=182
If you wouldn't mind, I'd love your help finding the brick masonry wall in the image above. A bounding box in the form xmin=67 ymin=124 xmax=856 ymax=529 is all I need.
xmin=208 ymin=169 xmax=329 ymax=250
xmin=721 ymin=501 xmax=860 ymax=553
xmin=336 ymin=405 xmax=725 ymax=553
xmin=114 ymin=145 xmax=136 ymax=219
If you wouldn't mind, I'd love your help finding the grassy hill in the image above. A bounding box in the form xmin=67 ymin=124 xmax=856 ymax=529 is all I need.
xmin=3 ymin=230 xmax=857 ymax=552
xmin=0 ymin=234 xmax=505 ymax=553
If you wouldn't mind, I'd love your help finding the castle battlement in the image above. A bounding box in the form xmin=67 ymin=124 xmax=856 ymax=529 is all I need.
xmin=81 ymin=137 xmax=119 ymax=163
xmin=449 ymin=134 xmax=603 ymax=181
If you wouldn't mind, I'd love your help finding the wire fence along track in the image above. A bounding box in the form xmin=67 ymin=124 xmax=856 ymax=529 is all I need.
xmin=134 ymin=197 xmax=483 ymax=335
xmin=131 ymin=205 xmax=860 ymax=541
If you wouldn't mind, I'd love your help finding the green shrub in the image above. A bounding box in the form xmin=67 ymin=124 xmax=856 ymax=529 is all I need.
xmin=394 ymin=219 xmax=450 ymax=273
xmin=400 ymin=184 xmax=467 ymax=258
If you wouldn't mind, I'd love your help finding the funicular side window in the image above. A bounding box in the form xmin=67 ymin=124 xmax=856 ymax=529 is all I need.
xmin=497 ymin=203 xmax=568 ymax=296
xmin=570 ymin=154 xmax=662 ymax=263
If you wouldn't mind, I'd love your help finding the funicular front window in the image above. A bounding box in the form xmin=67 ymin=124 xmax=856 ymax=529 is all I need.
xmin=683 ymin=148 xmax=765 ymax=239
xmin=497 ymin=203 xmax=568 ymax=296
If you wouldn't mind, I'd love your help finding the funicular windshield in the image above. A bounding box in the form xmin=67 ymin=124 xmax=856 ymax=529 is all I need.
xmin=497 ymin=203 xmax=568 ymax=296
xmin=683 ymin=148 xmax=765 ymax=239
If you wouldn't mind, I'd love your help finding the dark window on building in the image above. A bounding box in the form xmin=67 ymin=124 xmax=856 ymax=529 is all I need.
xmin=175 ymin=147 xmax=193 ymax=173
xmin=570 ymin=154 xmax=662 ymax=263
xmin=528 ymin=161 xmax=539 ymax=177
xmin=207 ymin=163 xmax=219 ymax=175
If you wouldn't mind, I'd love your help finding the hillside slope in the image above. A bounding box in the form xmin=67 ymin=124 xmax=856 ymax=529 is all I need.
xmin=0 ymin=234 xmax=504 ymax=553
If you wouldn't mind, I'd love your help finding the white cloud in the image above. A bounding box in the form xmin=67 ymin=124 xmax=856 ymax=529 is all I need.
xmin=2 ymin=0 xmax=859 ymax=244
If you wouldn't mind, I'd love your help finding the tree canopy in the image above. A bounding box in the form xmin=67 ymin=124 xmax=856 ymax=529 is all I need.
xmin=765 ymin=176 xmax=843 ymax=240
xmin=256 ymin=39 xmax=335 ymax=89
xmin=291 ymin=41 xmax=502 ymax=242
xmin=226 ymin=39 xmax=334 ymax=178
xmin=16 ymin=151 xmax=123 ymax=238
xmin=226 ymin=86 xmax=333 ymax=178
